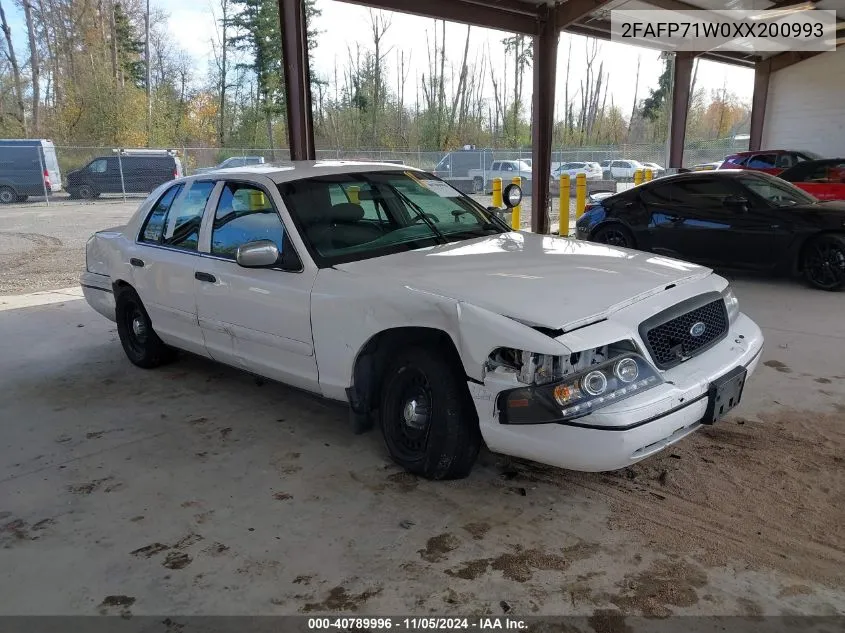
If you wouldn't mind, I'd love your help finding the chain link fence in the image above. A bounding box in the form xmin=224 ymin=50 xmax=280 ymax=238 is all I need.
xmin=0 ymin=137 xmax=749 ymax=207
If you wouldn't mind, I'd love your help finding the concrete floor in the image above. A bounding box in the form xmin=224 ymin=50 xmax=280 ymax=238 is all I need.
xmin=0 ymin=274 xmax=843 ymax=618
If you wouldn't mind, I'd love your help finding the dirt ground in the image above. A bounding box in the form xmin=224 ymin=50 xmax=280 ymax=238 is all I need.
xmin=0 ymin=201 xmax=843 ymax=621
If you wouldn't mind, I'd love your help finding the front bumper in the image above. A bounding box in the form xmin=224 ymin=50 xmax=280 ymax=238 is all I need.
xmin=469 ymin=312 xmax=763 ymax=472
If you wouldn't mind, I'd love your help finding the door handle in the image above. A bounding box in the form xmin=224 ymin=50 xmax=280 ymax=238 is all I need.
xmin=129 ymin=257 xmax=144 ymax=267
xmin=195 ymin=271 xmax=216 ymax=283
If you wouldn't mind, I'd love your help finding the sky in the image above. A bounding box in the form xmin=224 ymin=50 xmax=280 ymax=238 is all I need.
xmin=6 ymin=0 xmax=755 ymax=115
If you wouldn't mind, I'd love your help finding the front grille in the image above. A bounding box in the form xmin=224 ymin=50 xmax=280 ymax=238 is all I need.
xmin=639 ymin=294 xmax=728 ymax=369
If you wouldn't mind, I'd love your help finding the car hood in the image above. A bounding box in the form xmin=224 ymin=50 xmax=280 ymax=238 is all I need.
xmin=334 ymin=232 xmax=712 ymax=330
xmin=809 ymin=200 xmax=845 ymax=213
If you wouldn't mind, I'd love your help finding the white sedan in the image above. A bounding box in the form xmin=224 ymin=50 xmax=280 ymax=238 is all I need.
xmin=81 ymin=161 xmax=763 ymax=480
xmin=552 ymin=161 xmax=604 ymax=180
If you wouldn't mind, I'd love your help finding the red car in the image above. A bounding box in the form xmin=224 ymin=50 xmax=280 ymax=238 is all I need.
xmin=718 ymin=149 xmax=823 ymax=175
xmin=779 ymin=158 xmax=845 ymax=201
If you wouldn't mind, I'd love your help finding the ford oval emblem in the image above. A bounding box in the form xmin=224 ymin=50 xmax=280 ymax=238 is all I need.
xmin=690 ymin=321 xmax=707 ymax=338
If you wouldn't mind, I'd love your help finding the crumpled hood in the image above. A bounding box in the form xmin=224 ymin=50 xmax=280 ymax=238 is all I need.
xmin=334 ymin=232 xmax=712 ymax=329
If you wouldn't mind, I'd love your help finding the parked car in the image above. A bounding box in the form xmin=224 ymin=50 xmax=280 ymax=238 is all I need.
xmin=576 ymin=170 xmax=845 ymax=290
xmin=0 ymin=138 xmax=62 ymax=203
xmin=432 ymin=149 xmax=494 ymax=186
xmin=603 ymin=159 xmax=646 ymax=180
xmin=193 ymin=155 xmax=265 ymax=175
xmin=468 ymin=159 xmax=531 ymax=193
xmin=81 ymin=161 xmax=763 ymax=479
xmin=717 ymin=149 xmax=822 ymax=175
xmin=778 ymin=158 xmax=845 ymax=201
xmin=67 ymin=150 xmax=183 ymax=199
xmin=690 ymin=161 xmax=722 ymax=171
xmin=641 ymin=162 xmax=665 ymax=177
xmin=552 ymin=161 xmax=603 ymax=180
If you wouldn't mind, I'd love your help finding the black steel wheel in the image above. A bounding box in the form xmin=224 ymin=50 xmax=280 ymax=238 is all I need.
xmin=593 ymin=224 xmax=634 ymax=248
xmin=115 ymin=286 xmax=176 ymax=368
xmin=379 ymin=346 xmax=480 ymax=480
xmin=803 ymin=234 xmax=845 ymax=291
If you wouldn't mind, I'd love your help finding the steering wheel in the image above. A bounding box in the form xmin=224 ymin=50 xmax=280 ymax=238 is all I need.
xmin=412 ymin=212 xmax=440 ymax=224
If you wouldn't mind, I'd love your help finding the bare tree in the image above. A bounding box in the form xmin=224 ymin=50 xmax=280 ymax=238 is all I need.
xmin=0 ymin=0 xmax=26 ymax=131
xmin=628 ymin=54 xmax=640 ymax=140
xmin=368 ymin=9 xmax=392 ymax=144
xmin=22 ymin=0 xmax=39 ymax=134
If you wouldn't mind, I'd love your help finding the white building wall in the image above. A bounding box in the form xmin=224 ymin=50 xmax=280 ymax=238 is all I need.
xmin=761 ymin=47 xmax=845 ymax=157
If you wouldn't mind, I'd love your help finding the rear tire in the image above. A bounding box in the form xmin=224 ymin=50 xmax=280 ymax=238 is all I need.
xmin=802 ymin=234 xmax=845 ymax=291
xmin=115 ymin=286 xmax=176 ymax=368
xmin=592 ymin=224 xmax=635 ymax=249
xmin=472 ymin=177 xmax=483 ymax=193
xmin=0 ymin=186 xmax=17 ymax=204
xmin=379 ymin=346 xmax=481 ymax=480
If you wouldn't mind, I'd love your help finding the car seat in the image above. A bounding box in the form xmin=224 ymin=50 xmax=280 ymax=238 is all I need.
xmin=306 ymin=202 xmax=384 ymax=253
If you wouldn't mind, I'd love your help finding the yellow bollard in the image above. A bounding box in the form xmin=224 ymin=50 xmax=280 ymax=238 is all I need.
xmin=492 ymin=178 xmax=503 ymax=208
xmin=348 ymin=185 xmax=360 ymax=204
xmin=511 ymin=176 xmax=521 ymax=230
xmin=575 ymin=173 xmax=587 ymax=220
xmin=644 ymin=168 xmax=653 ymax=182
xmin=559 ymin=173 xmax=570 ymax=199
xmin=559 ymin=173 xmax=570 ymax=236
xmin=633 ymin=169 xmax=643 ymax=186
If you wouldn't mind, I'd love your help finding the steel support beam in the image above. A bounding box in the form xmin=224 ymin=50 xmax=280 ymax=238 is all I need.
xmin=668 ymin=52 xmax=694 ymax=169
xmin=531 ymin=6 xmax=558 ymax=234
xmin=555 ymin=0 xmax=613 ymax=30
xmin=336 ymin=0 xmax=539 ymax=35
xmin=749 ymin=59 xmax=771 ymax=152
xmin=280 ymin=0 xmax=315 ymax=161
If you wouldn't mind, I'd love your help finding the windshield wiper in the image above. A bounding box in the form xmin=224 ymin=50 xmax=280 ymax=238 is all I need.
xmin=389 ymin=185 xmax=447 ymax=244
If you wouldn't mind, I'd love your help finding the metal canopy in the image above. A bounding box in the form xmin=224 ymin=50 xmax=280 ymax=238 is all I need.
xmin=278 ymin=0 xmax=838 ymax=232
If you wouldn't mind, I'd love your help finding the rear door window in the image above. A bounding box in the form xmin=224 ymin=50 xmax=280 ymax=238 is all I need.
xmin=140 ymin=184 xmax=184 ymax=243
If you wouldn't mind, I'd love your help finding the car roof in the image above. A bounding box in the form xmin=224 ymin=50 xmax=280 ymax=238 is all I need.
xmin=727 ymin=149 xmax=801 ymax=157
xmin=200 ymin=160 xmax=414 ymax=183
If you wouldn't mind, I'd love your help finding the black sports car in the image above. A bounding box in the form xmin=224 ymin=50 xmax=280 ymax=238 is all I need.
xmin=575 ymin=170 xmax=845 ymax=290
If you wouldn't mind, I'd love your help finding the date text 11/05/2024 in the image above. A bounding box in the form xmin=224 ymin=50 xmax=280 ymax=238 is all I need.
xmin=307 ymin=617 xmax=528 ymax=630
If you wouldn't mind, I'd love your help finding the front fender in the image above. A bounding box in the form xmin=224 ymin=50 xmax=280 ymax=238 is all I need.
xmin=310 ymin=269 xmax=571 ymax=400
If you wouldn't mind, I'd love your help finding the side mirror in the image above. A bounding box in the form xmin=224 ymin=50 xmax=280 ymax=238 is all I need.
xmin=725 ymin=195 xmax=749 ymax=211
xmin=236 ymin=239 xmax=280 ymax=268
xmin=502 ymin=183 xmax=523 ymax=209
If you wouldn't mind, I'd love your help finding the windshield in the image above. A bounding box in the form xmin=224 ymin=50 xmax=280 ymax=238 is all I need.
xmin=739 ymin=173 xmax=817 ymax=207
xmin=278 ymin=170 xmax=508 ymax=266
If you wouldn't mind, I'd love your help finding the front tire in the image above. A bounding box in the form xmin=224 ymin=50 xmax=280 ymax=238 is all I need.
xmin=592 ymin=224 xmax=635 ymax=249
xmin=379 ymin=346 xmax=481 ymax=480
xmin=115 ymin=286 xmax=176 ymax=368
xmin=802 ymin=234 xmax=845 ymax=291
xmin=0 ymin=186 xmax=17 ymax=204
xmin=77 ymin=184 xmax=95 ymax=199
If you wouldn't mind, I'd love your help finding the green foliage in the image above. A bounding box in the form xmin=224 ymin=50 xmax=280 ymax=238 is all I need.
xmin=641 ymin=52 xmax=672 ymax=122
xmin=114 ymin=3 xmax=145 ymax=89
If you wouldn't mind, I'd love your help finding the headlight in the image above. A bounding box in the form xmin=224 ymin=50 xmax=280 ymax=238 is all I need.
xmin=722 ymin=286 xmax=739 ymax=324
xmin=498 ymin=353 xmax=663 ymax=424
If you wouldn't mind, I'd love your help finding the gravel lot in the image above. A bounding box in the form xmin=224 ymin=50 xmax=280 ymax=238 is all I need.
xmin=0 ymin=197 xmax=144 ymax=295
xmin=0 ymin=196 xmax=575 ymax=296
